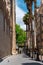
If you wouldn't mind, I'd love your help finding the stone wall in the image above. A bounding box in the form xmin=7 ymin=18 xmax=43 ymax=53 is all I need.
xmin=0 ymin=10 xmax=11 ymax=58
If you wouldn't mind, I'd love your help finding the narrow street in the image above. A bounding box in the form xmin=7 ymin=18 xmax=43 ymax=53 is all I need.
xmin=0 ymin=0 xmax=43 ymax=65
xmin=0 ymin=53 xmax=43 ymax=65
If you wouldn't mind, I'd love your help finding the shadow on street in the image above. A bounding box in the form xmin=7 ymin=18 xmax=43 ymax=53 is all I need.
xmin=0 ymin=58 xmax=3 ymax=62
xmin=22 ymin=63 xmax=42 ymax=65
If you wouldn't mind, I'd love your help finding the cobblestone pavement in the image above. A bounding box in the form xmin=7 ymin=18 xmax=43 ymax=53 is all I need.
xmin=0 ymin=53 xmax=43 ymax=65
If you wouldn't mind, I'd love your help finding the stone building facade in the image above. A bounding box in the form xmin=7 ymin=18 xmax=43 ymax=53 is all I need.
xmin=36 ymin=0 xmax=43 ymax=54
xmin=0 ymin=0 xmax=16 ymax=58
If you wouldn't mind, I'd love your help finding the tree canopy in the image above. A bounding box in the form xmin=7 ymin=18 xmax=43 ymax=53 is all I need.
xmin=23 ymin=12 xmax=30 ymax=24
xmin=23 ymin=12 xmax=34 ymax=25
xmin=16 ymin=24 xmax=26 ymax=45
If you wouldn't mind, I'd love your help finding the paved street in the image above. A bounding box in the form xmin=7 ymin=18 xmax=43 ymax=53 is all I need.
xmin=0 ymin=53 xmax=43 ymax=65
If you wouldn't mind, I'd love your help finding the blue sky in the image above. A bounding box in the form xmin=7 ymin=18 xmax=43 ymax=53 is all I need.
xmin=16 ymin=0 xmax=41 ymax=30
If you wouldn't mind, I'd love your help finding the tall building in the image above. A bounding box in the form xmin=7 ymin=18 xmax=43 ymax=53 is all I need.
xmin=36 ymin=0 xmax=43 ymax=54
xmin=0 ymin=0 xmax=16 ymax=58
xmin=41 ymin=0 xmax=43 ymax=4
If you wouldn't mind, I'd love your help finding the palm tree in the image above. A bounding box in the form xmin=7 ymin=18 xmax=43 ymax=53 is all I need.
xmin=24 ymin=0 xmax=40 ymax=60
xmin=23 ymin=12 xmax=30 ymax=24
xmin=23 ymin=11 xmax=34 ymax=57
xmin=24 ymin=0 xmax=34 ymax=58
xmin=23 ymin=12 xmax=30 ymax=56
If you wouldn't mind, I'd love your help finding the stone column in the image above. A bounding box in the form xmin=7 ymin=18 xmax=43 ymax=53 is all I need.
xmin=3 ymin=15 xmax=5 ymax=32
xmin=12 ymin=0 xmax=17 ymax=54
xmin=4 ymin=19 xmax=7 ymax=33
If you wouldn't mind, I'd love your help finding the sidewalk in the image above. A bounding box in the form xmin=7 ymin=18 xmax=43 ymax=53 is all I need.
xmin=0 ymin=53 xmax=43 ymax=65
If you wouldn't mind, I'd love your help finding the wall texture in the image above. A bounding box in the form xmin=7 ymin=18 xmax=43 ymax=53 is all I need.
xmin=0 ymin=10 xmax=11 ymax=58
